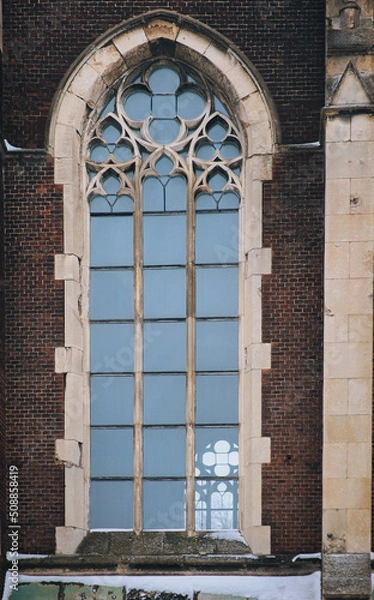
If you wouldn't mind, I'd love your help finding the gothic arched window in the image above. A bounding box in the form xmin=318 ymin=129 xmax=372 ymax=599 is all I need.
xmin=86 ymin=58 xmax=242 ymax=532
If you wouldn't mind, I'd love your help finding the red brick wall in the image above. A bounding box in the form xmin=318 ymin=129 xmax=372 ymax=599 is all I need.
xmin=4 ymin=153 xmax=64 ymax=553
xmin=262 ymin=149 xmax=324 ymax=553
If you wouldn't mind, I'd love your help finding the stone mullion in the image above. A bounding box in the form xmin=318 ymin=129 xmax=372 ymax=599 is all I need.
xmin=133 ymin=166 xmax=143 ymax=534
xmin=185 ymin=162 xmax=196 ymax=534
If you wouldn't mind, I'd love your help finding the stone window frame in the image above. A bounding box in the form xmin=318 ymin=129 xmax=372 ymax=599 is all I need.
xmin=49 ymin=10 xmax=279 ymax=556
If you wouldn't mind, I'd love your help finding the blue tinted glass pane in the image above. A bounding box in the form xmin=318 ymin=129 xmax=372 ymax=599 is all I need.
xmin=220 ymin=141 xmax=240 ymax=159
xmin=195 ymin=479 xmax=238 ymax=530
xmin=196 ymin=193 xmax=216 ymax=210
xmin=209 ymin=171 xmax=228 ymax=191
xmin=195 ymin=212 xmax=238 ymax=264
xmin=90 ymin=270 xmax=133 ymax=320
xmin=124 ymin=91 xmax=151 ymax=120
xmin=165 ymin=176 xmax=186 ymax=211
xmin=103 ymin=174 xmax=121 ymax=194
xmin=149 ymin=119 xmax=180 ymax=144
xmin=91 ymin=376 xmax=133 ymax=425
xmin=143 ymin=480 xmax=185 ymax=530
xmin=90 ymin=196 xmax=111 ymax=214
xmin=101 ymin=122 xmax=121 ymax=144
xmin=144 ymin=215 xmax=186 ymax=265
xmin=144 ymin=375 xmax=186 ymax=425
xmin=91 ymin=323 xmax=134 ymax=373
xmin=196 ymin=267 xmax=238 ymax=317
xmin=196 ymin=143 xmax=215 ymax=160
xmin=208 ymin=121 xmax=227 ymax=142
xmin=143 ymin=177 xmax=164 ymax=213
xmin=218 ymin=191 xmax=240 ymax=209
xmin=143 ymin=322 xmax=186 ymax=372
xmin=91 ymin=480 xmax=133 ymax=529
xmin=155 ymin=156 xmax=173 ymax=175
xmin=149 ymin=67 xmax=180 ymax=93
xmin=113 ymin=195 xmax=134 ymax=213
xmin=144 ymin=428 xmax=186 ymax=477
xmin=90 ymin=143 xmax=110 ymax=162
xmin=90 ymin=216 xmax=133 ymax=267
xmin=91 ymin=428 xmax=133 ymax=477
xmin=177 ymin=90 xmax=205 ymax=120
xmin=153 ymin=94 xmax=176 ymax=119
xmin=113 ymin=144 xmax=133 ymax=162
xmin=144 ymin=268 xmax=185 ymax=318
xmin=196 ymin=374 xmax=238 ymax=424
xmin=196 ymin=320 xmax=238 ymax=371
xmin=195 ymin=428 xmax=238 ymax=478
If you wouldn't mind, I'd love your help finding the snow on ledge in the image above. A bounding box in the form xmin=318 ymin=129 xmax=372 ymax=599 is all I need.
xmin=2 ymin=572 xmax=322 ymax=600
xmin=292 ymin=553 xmax=321 ymax=563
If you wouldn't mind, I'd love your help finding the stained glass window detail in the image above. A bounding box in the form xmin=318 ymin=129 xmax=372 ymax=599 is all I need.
xmin=87 ymin=59 xmax=242 ymax=532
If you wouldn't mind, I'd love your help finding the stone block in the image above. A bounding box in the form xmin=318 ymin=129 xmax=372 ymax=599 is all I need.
xmin=349 ymin=241 xmax=374 ymax=278
xmin=324 ymin=342 xmax=372 ymax=379
xmin=348 ymin=378 xmax=371 ymax=414
xmin=350 ymin=178 xmax=374 ymax=214
xmin=245 ymin=343 xmax=271 ymax=371
xmin=326 ymin=141 xmax=374 ymax=180
xmin=348 ymin=315 xmax=373 ymax=343
xmin=324 ymin=378 xmax=349 ymax=415
xmin=325 ymin=278 xmax=373 ymax=315
xmin=347 ymin=443 xmax=371 ymax=479
xmin=144 ymin=18 xmax=179 ymax=41
xmin=322 ymin=553 xmax=371 ymax=598
xmin=326 ymin=116 xmax=350 ymax=143
xmin=351 ymin=113 xmax=374 ymax=141
xmin=176 ymin=27 xmax=210 ymax=54
xmin=54 ymin=253 xmax=80 ymax=281
xmin=325 ymin=179 xmax=350 ymax=215
xmin=323 ymin=442 xmax=347 ymax=479
xmin=324 ymin=313 xmax=349 ymax=344
xmin=246 ymin=247 xmax=272 ymax=276
xmin=56 ymin=526 xmax=87 ymax=554
xmin=69 ymin=63 xmax=107 ymax=107
xmin=325 ymin=242 xmax=349 ymax=279
xmin=87 ymin=43 xmax=125 ymax=85
xmin=55 ymin=438 xmax=81 ymax=467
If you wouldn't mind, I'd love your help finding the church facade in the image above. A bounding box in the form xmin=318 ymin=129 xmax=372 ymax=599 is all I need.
xmin=0 ymin=1 xmax=373 ymax=599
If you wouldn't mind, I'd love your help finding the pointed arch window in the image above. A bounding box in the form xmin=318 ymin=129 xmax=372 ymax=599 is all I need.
xmin=87 ymin=59 xmax=242 ymax=532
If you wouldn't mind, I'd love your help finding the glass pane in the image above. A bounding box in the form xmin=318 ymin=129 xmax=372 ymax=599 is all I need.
xmin=103 ymin=173 xmax=121 ymax=194
xmin=143 ymin=215 xmax=186 ymax=265
xmin=143 ymin=480 xmax=185 ymax=530
xmin=196 ymin=320 xmax=238 ymax=371
xmin=153 ymin=94 xmax=176 ymax=119
xmin=144 ymin=375 xmax=185 ymax=425
xmin=143 ymin=322 xmax=186 ymax=372
xmin=113 ymin=143 xmax=133 ymax=162
xmin=195 ymin=479 xmax=238 ymax=530
xmin=196 ymin=374 xmax=238 ymax=424
xmin=90 ymin=143 xmax=109 ymax=162
xmin=195 ymin=212 xmax=238 ymax=264
xmin=218 ymin=191 xmax=240 ymax=210
xmin=101 ymin=122 xmax=121 ymax=144
xmin=149 ymin=67 xmax=180 ymax=93
xmin=91 ymin=480 xmax=133 ymax=529
xmin=196 ymin=192 xmax=216 ymax=210
xmin=196 ymin=143 xmax=215 ymax=160
xmin=165 ymin=176 xmax=186 ymax=211
xmin=144 ymin=268 xmax=185 ymax=318
xmin=143 ymin=176 xmax=164 ymax=213
xmin=90 ymin=270 xmax=133 ymax=320
xmin=124 ymin=91 xmax=151 ymax=120
xmin=91 ymin=428 xmax=133 ymax=477
xmin=209 ymin=171 xmax=228 ymax=191
xmin=90 ymin=195 xmax=111 ymax=213
xmin=220 ymin=141 xmax=240 ymax=159
xmin=91 ymin=323 xmax=134 ymax=373
xmin=90 ymin=216 xmax=133 ymax=267
xmin=155 ymin=155 xmax=173 ymax=175
xmin=177 ymin=90 xmax=205 ymax=120
xmin=113 ymin=195 xmax=133 ymax=213
xmin=208 ymin=121 xmax=227 ymax=142
xmin=196 ymin=267 xmax=237 ymax=317
xmin=99 ymin=96 xmax=115 ymax=118
xmin=91 ymin=375 xmax=133 ymax=426
xmin=149 ymin=118 xmax=180 ymax=144
xmin=144 ymin=428 xmax=186 ymax=477
xmin=195 ymin=428 xmax=238 ymax=478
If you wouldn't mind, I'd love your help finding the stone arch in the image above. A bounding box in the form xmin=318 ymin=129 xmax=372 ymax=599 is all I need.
xmin=50 ymin=9 xmax=279 ymax=555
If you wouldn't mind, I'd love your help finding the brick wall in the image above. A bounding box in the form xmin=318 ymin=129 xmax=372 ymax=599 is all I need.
xmin=262 ymin=149 xmax=325 ymax=554
xmin=4 ymin=153 xmax=64 ymax=553
xmin=2 ymin=0 xmax=325 ymax=148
